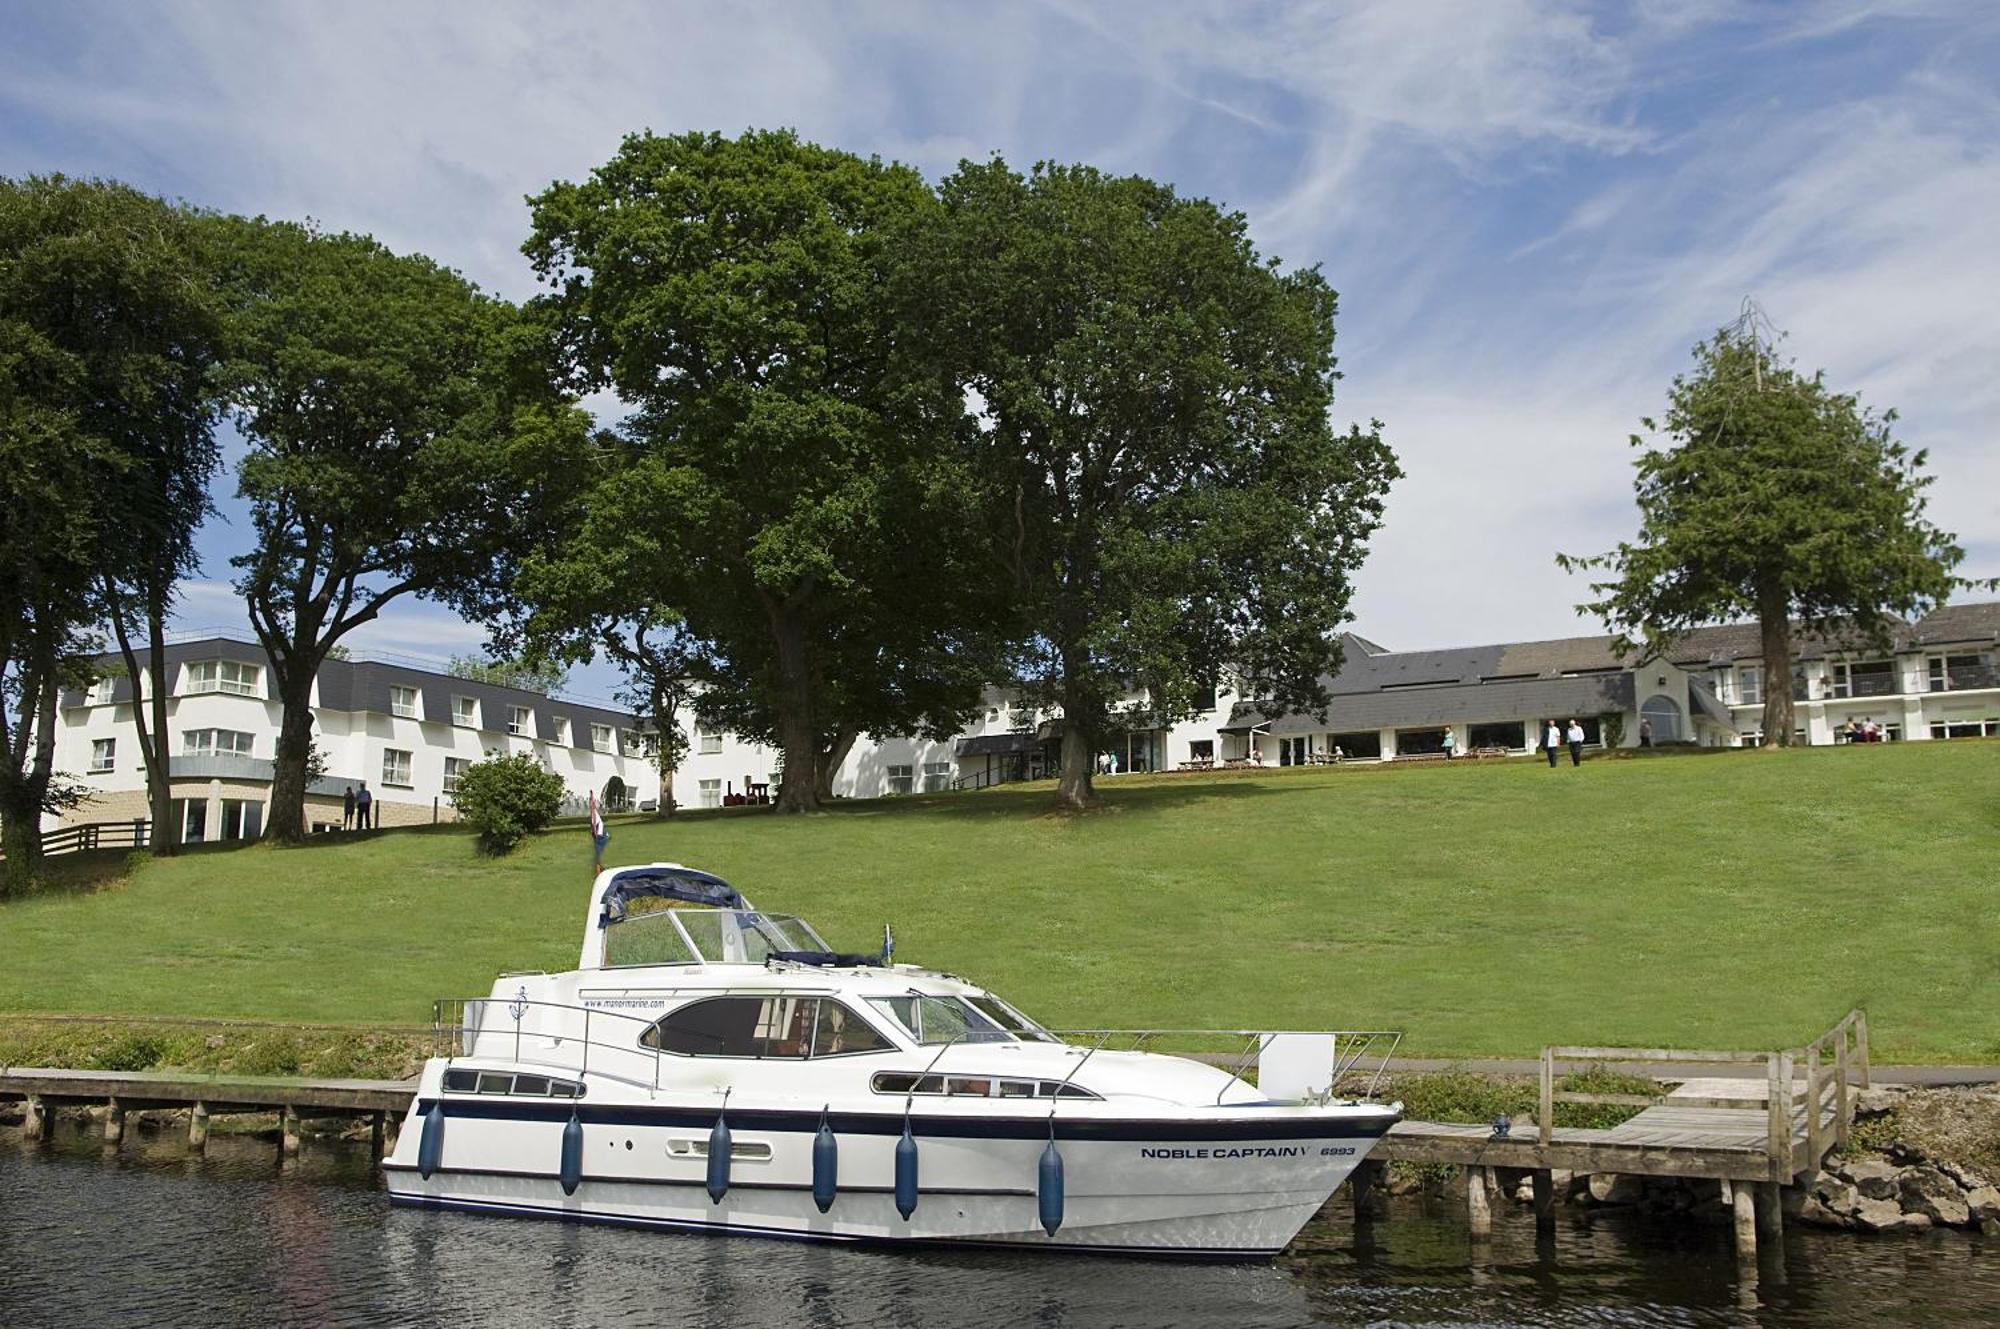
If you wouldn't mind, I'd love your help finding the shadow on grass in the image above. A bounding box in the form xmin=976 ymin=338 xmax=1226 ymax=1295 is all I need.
xmin=12 ymin=847 xmax=146 ymax=898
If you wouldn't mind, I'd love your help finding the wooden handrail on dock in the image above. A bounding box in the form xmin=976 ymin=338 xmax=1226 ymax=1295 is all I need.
xmin=1534 ymin=1008 xmax=1869 ymax=1180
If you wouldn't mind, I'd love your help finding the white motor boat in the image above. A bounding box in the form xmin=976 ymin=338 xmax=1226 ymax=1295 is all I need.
xmin=383 ymin=863 xmax=1402 ymax=1258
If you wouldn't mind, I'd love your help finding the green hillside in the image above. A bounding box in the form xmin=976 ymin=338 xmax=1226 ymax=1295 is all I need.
xmin=5 ymin=741 xmax=1996 ymax=1062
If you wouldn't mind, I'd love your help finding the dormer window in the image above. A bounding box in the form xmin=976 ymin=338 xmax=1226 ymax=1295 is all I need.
xmin=390 ymin=685 xmax=420 ymax=718
xmin=87 ymin=678 xmax=117 ymax=706
xmin=553 ymin=717 xmax=571 ymax=747
xmin=508 ymin=705 xmax=533 ymax=737
xmin=186 ymin=660 xmax=261 ymax=697
xmin=590 ymin=723 xmax=614 ymax=753
xmin=452 ymin=696 xmax=479 ymax=728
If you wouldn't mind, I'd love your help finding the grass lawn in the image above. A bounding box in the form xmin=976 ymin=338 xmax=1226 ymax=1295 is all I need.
xmin=3 ymin=741 xmax=1996 ymax=1063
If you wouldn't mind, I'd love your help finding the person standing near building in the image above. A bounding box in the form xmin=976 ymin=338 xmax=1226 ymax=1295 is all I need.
xmin=355 ymin=783 xmax=374 ymax=831
xmin=1544 ymin=720 xmax=1561 ymax=768
xmin=1566 ymin=719 xmax=1586 ymax=767
xmin=1639 ymin=717 xmax=1653 ymax=748
xmin=1441 ymin=728 xmax=1457 ymax=760
xmin=342 ymin=785 xmax=356 ymax=830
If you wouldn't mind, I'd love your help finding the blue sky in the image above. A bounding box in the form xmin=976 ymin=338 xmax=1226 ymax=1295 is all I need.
xmin=5 ymin=1 xmax=1996 ymax=696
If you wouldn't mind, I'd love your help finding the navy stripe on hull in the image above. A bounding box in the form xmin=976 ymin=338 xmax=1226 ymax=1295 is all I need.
xmin=387 ymin=1191 xmax=1285 ymax=1262
xmin=382 ymin=1159 xmax=1032 ymax=1197
xmin=415 ymin=1097 xmax=1396 ymax=1142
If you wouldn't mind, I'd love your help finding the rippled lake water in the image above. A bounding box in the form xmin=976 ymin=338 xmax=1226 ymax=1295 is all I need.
xmin=2 ymin=1121 xmax=1995 ymax=1327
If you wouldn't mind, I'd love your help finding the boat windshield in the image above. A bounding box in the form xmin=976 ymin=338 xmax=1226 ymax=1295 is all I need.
xmin=604 ymin=908 xmax=833 ymax=968
xmin=966 ymin=993 xmax=1059 ymax=1043
xmin=867 ymin=995 xmax=1014 ymax=1045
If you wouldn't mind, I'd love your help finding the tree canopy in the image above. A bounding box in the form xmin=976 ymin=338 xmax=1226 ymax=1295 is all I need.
xmin=1560 ymin=320 xmax=1978 ymax=746
xmin=521 ymin=129 xmax=1005 ymax=812
xmin=214 ymin=217 xmax=582 ymax=839
xmin=923 ymin=159 xmax=1399 ymax=807
xmin=0 ymin=176 xmax=223 ymax=889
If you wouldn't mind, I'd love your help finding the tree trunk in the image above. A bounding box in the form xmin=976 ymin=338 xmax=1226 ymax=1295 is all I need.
xmin=0 ymin=788 xmax=38 ymax=895
xmin=1054 ymin=721 xmax=1098 ymax=810
xmin=815 ymin=729 xmax=858 ymax=804
xmin=768 ymin=607 xmax=820 ymax=814
xmin=267 ymin=671 xmax=318 ymax=842
xmin=1757 ymin=580 xmax=1796 ymax=748
xmin=143 ymin=586 xmax=177 ymax=853
xmin=655 ymin=758 xmax=676 ymax=818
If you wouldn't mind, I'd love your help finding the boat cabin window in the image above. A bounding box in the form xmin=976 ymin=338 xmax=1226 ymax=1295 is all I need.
xmin=640 ymin=996 xmax=892 ymax=1059
xmin=871 ymin=1071 xmax=1102 ymax=1101
xmin=441 ymin=1068 xmax=584 ymax=1098
xmin=866 ymin=995 xmax=1012 ymax=1045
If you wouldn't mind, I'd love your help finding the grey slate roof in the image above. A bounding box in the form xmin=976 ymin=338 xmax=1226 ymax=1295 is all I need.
xmin=1224 ymin=673 xmax=1635 ymax=735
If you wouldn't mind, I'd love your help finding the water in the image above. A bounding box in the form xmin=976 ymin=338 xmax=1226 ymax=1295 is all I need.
xmin=2 ymin=1123 xmax=1995 ymax=1327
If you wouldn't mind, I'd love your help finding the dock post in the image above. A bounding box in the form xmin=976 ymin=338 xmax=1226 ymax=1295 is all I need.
xmin=23 ymin=1094 xmax=51 ymax=1141
xmin=189 ymin=1102 xmax=210 ymax=1153
xmin=1732 ymin=1183 xmax=1757 ymax=1259
xmin=1350 ymin=1159 xmax=1381 ymax=1220
xmin=370 ymin=1111 xmax=386 ymax=1159
xmin=1465 ymin=1165 xmax=1492 ymax=1237
xmin=1532 ymin=1169 xmax=1556 ymax=1232
xmin=1757 ymin=1181 xmax=1783 ymax=1241
xmin=104 ymin=1096 xmax=125 ymax=1146
xmin=281 ymin=1105 xmax=301 ymax=1157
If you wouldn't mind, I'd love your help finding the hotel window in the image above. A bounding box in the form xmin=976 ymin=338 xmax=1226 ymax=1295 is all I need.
xmin=220 ymin=798 xmax=262 ymax=841
xmin=186 ymin=659 xmax=262 ymax=697
xmin=552 ymin=717 xmax=571 ymax=746
xmin=452 ymin=696 xmax=479 ymax=727
xmin=697 ymin=724 xmax=722 ymax=755
xmin=886 ymin=765 xmax=914 ymax=795
xmin=622 ymin=730 xmax=645 ymax=757
xmin=442 ymin=756 xmax=469 ymax=794
xmin=1705 ymin=669 xmax=1731 ymax=703
xmin=1188 ymin=739 xmax=1214 ymax=763
xmin=698 ymin=778 xmax=721 ymax=809
xmin=1829 ymin=660 xmax=1895 ymax=700
xmin=382 ymin=748 xmax=413 ymax=787
xmin=1928 ymin=653 xmax=1992 ymax=692
xmin=183 ymin=728 xmax=254 ymax=757
xmin=586 ymin=723 xmax=612 ymax=753
xmin=1931 ymin=720 xmax=2000 ymax=740
xmin=1737 ymin=666 xmax=1764 ymax=706
xmin=508 ymin=705 xmax=532 ymax=737
xmin=89 ymin=738 xmax=116 ymax=772
xmin=87 ymin=677 xmax=117 ymax=705
xmin=922 ymin=761 xmax=951 ymax=793
xmin=390 ymin=685 xmax=420 ymax=718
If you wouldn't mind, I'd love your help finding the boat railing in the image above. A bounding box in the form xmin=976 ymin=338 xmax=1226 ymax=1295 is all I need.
xmin=433 ymin=996 xmax=679 ymax=1094
xmin=1050 ymin=1028 xmax=1403 ymax=1104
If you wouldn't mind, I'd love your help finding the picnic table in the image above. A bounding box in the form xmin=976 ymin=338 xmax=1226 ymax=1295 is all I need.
xmin=1178 ymin=758 xmax=1215 ymax=771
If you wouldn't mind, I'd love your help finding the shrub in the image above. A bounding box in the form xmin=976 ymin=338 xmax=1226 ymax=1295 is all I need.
xmin=450 ymin=753 xmax=567 ymax=854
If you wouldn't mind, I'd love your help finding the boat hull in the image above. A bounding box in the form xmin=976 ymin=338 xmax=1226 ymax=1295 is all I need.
xmin=384 ymin=1097 xmax=1390 ymax=1258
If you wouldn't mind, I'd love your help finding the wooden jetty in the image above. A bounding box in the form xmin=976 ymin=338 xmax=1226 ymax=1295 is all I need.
xmin=3 ymin=1010 xmax=1869 ymax=1263
xmin=0 ymin=1066 xmax=414 ymax=1158
xmin=1370 ymin=1010 xmax=1869 ymax=1257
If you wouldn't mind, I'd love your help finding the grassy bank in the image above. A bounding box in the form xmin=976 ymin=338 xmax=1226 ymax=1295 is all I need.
xmin=3 ymin=741 xmax=1996 ymax=1062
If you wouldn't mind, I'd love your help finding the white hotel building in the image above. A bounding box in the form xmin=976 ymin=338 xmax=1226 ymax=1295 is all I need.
xmin=53 ymin=602 xmax=1999 ymax=834
xmin=55 ymin=637 xmax=658 ymax=843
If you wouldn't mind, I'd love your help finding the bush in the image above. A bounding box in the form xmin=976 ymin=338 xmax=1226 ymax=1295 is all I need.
xmin=450 ymin=753 xmax=567 ymax=854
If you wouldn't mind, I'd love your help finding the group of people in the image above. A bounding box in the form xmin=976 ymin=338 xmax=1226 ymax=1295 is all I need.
xmin=341 ymin=783 xmax=374 ymax=830
xmin=1543 ymin=719 xmax=1587 ymax=768
xmin=1843 ymin=718 xmax=1887 ymax=744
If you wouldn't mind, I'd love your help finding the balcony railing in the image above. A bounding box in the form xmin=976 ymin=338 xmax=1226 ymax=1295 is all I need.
xmin=1830 ymin=674 xmax=1902 ymax=700
xmin=1932 ymin=665 xmax=1999 ymax=693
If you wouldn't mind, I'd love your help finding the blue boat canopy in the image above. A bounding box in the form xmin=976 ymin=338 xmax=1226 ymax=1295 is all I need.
xmin=598 ymin=866 xmax=746 ymax=927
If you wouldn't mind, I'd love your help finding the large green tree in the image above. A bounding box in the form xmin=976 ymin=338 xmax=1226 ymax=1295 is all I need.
xmin=214 ymin=218 xmax=579 ymax=841
xmin=0 ymin=176 xmax=223 ymax=888
xmin=1560 ymin=322 xmax=1978 ymax=746
xmin=522 ymin=129 xmax=1004 ymax=813
xmin=925 ymin=160 xmax=1399 ymax=808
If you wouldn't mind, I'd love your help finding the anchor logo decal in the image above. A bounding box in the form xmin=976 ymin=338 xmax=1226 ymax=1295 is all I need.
xmin=508 ymin=984 xmax=530 ymax=1022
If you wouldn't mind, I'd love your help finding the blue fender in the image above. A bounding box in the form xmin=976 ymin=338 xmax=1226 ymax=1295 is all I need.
xmin=894 ymin=1120 xmax=919 ymax=1220
xmin=812 ymin=1118 xmax=838 ymax=1214
xmin=559 ymin=1111 xmax=584 ymax=1196
xmin=1038 ymin=1138 xmax=1065 ymax=1236
xmin=706 ymin=1114 xmax=732 ymax=1204
xmin=417 ymin=1101 xmax=445 ymax=1180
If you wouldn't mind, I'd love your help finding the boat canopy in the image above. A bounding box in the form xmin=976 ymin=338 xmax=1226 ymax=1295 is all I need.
xmin=597 ymin=865 xmax=746 ymax=926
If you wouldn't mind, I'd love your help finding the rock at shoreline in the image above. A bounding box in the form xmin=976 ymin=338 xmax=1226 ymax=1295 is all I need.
xmin=1586 ymin=1173 xmax=1646 ymax=1206
xmin=1837 ymin=1158 xmax=1900 ymax=1200
xmin=1900 ymin=1166 xmax=1970 ymax=1227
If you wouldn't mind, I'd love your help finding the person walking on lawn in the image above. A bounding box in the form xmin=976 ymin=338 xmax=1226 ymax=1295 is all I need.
xmin=1566 ymin=719 xmax=1586 ymax=767
xmin=1544 ymin=720 xmax=1561 ymax=768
